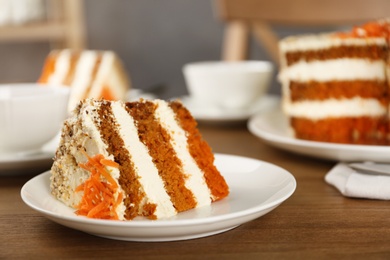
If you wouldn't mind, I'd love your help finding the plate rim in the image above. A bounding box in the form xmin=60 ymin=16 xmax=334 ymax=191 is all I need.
xmin=0 ymin=150 xmax=54 ymax=163
xmin=20 ymin=153 xmax=296 ymax=240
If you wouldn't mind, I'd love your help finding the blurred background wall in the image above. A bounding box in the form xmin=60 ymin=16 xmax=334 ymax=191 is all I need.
xmin=0 ymin=0 xmax=335 ymax=99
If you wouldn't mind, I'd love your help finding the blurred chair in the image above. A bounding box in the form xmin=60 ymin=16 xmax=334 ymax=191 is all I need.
xmin=214 ymin=0 xmax=390 ymax=64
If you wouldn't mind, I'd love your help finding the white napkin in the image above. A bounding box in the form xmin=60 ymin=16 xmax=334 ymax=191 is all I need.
xmin=325 ymin=163 xmax=390 ymax=200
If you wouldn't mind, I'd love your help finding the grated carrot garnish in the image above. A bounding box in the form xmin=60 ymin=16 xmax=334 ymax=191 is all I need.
xmin=100 ymin=158 xmax=120 ymax=168
xmin=75 ymin=152 xmax=122 ymax=220
xmin=336 ymin=20 xmax=390 ymax=40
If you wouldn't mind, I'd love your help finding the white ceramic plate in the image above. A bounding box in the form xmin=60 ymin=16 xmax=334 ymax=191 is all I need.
xmin=178 ymin=94 xmax=279 ymax=124
xmin=0 ymin=133 xmax=59 ymax=175
xmin=21 ymin=153 xmax=296 ymax=242
xmin=248 ymin=106 xmax=390 ymax=162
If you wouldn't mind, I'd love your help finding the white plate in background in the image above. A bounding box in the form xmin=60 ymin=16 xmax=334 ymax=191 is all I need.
xmin=248 ymin=106 xmax=390 ymax=162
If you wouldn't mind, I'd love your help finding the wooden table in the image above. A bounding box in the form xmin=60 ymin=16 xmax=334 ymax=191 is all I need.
xmin=1 ymin=123 xmax=390 ymax=258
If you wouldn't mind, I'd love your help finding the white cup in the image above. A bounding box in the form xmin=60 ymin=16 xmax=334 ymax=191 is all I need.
xmin=0 ymin=83 xmax=70 ymax=153
xmin=183 ymin=61 xmax=273 ymax=109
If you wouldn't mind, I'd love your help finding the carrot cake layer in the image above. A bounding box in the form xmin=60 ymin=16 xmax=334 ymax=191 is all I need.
xmin=291 ymin=116 xmax=388 ymax=145
xmin=169 ymin=101 xmax=229 ymax=200
xmin=289 ymin=80 xmax=388 ymax=101
xmin=285 ymin=43 xmax=388 ymax=66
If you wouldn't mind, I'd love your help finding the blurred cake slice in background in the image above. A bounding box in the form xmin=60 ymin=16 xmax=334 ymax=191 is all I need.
xmin=278 ymin=19 xmax=390 ymax=145
xmin=38 ymin=49 xmax=131 ymax=112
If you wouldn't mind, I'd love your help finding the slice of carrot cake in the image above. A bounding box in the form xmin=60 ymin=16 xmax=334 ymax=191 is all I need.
xmin=50 ymin=98 xmax=229 ymax=220
xmin=38 ymin=49 xmax=130 ymax=112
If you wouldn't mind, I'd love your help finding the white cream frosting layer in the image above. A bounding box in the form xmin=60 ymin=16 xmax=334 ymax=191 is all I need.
xmin=68 ymin=51 xmax=98 ymax=111
xmin=279 ymin=34 xmax=387 ymax=52
xmin=48 ymin=49 xmax=71 ymax=85
xmin=110 ymin=101 xmax=177 ymax=219
xmin=154 ymin=100 xmax=213 ymax=205
xmin=279 ymin=59 xmax=386 ymax=83
xmin=283 ymin=97 xmax=386 ymax=119
xmin=89 ymin=51 xmax=115 ymax=99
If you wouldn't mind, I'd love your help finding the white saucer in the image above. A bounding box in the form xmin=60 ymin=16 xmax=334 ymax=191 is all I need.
xmin=21 ymin=153 xmax=296 ymax=242
xmin=248 ymin=105 xmax=390 ymax=162
xmin=126 ymin=88 xmax=157 ymax=102
xmin=0 ymin=133 xmax=59 ymax=175
xmin=178 ymin=94 xmax=279 ymax=124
